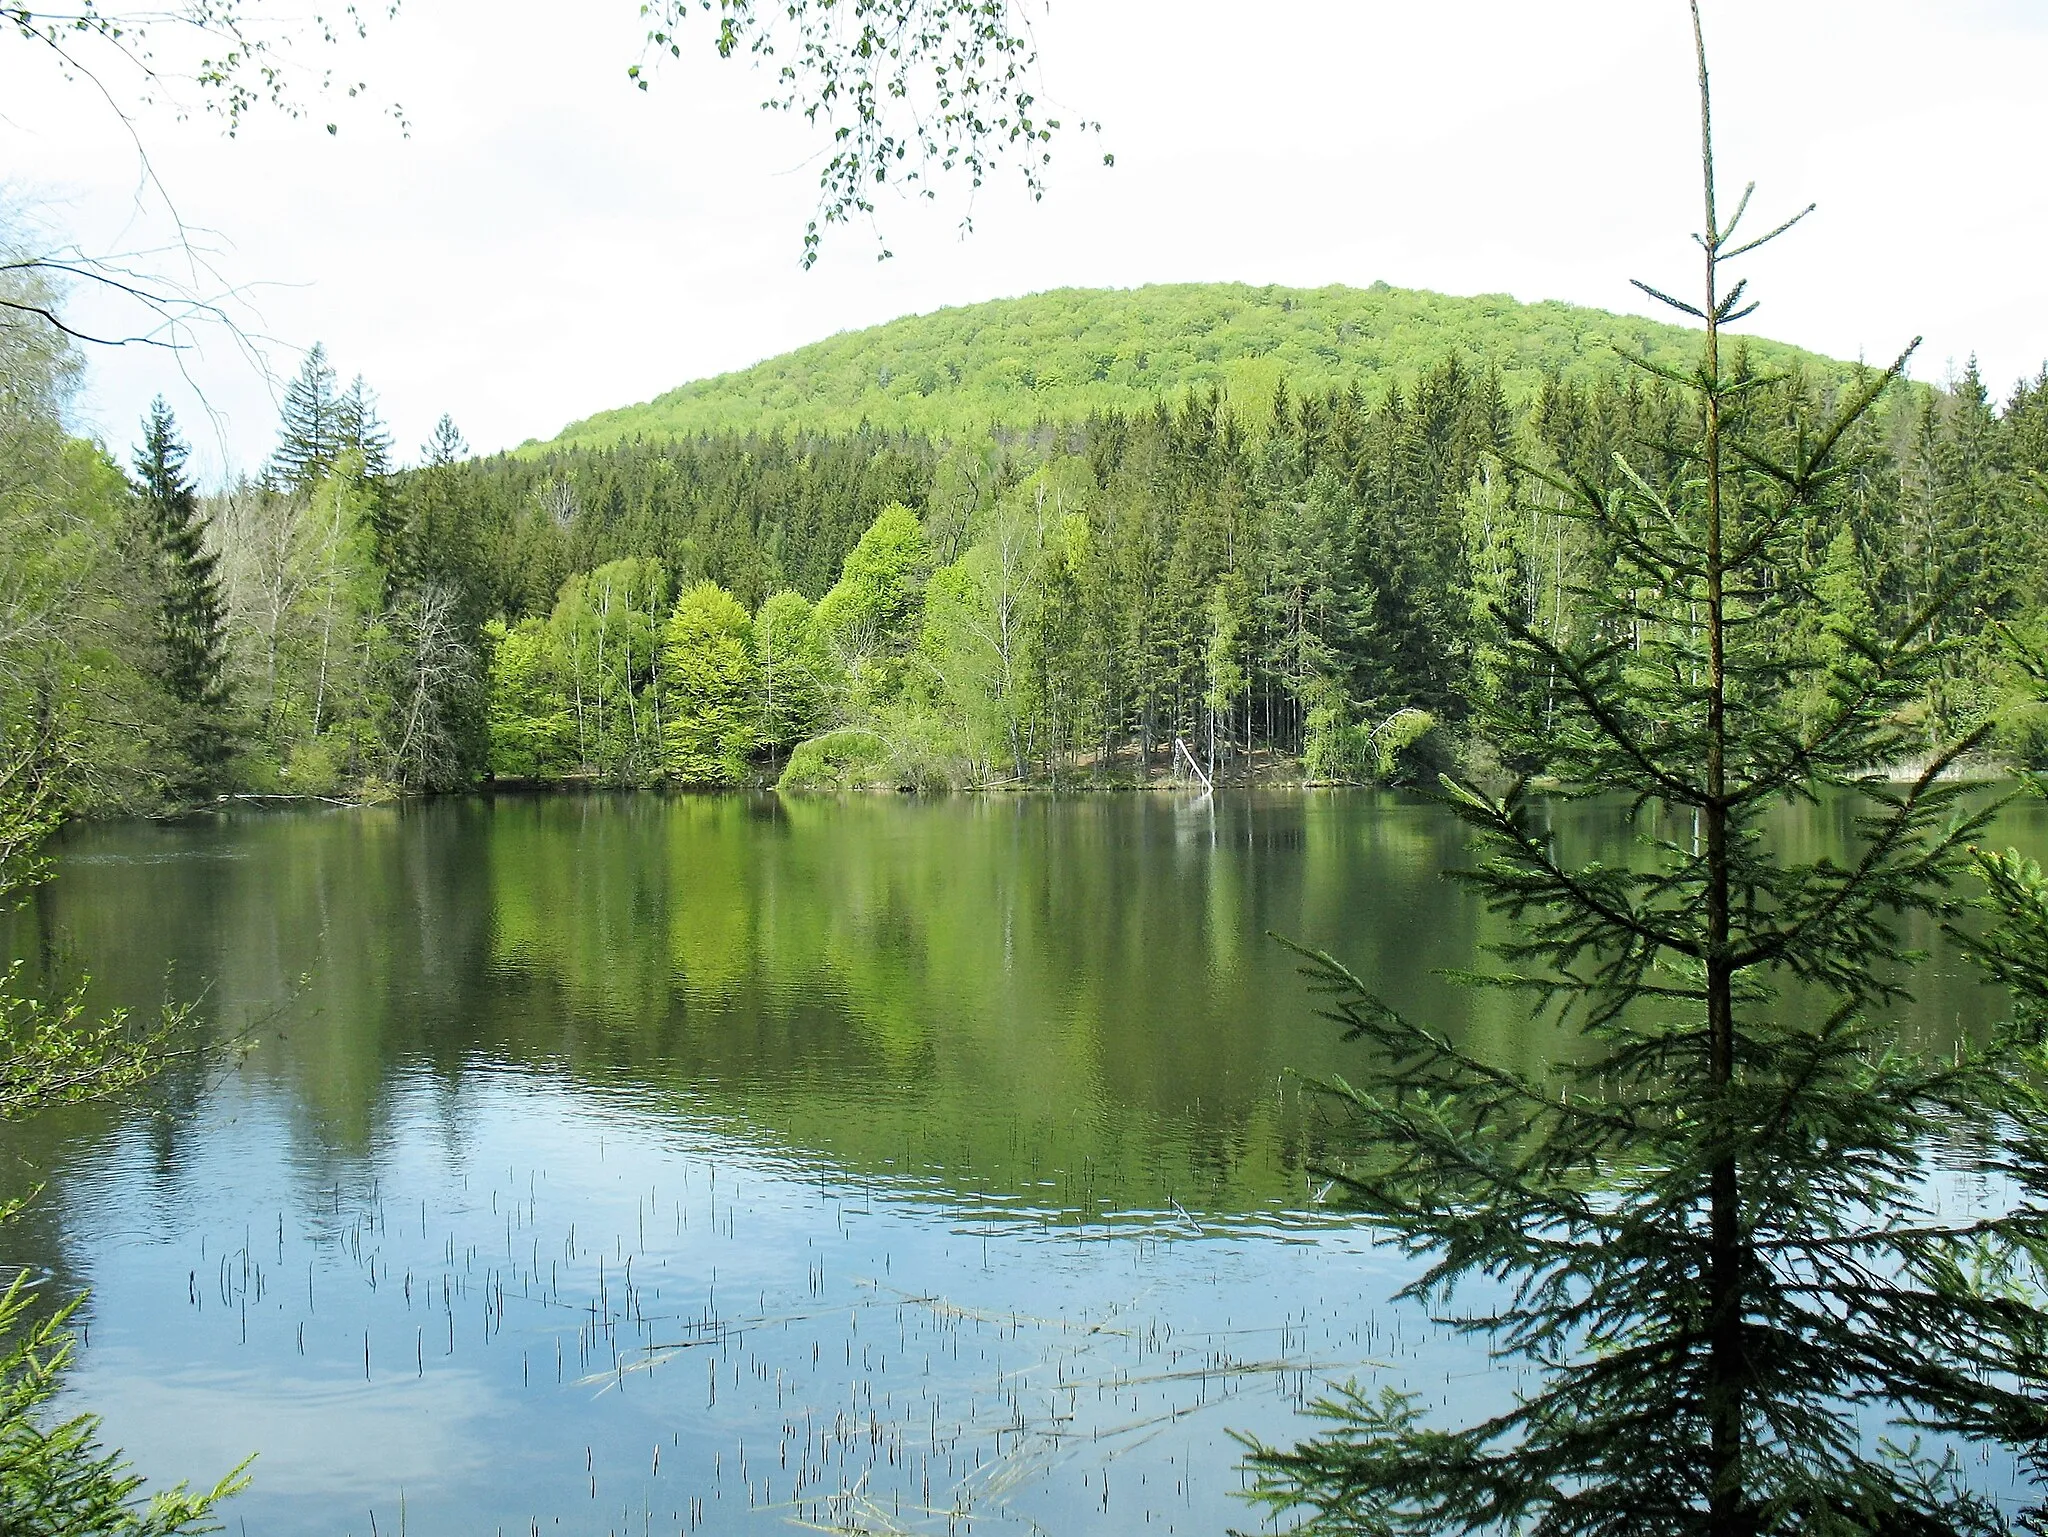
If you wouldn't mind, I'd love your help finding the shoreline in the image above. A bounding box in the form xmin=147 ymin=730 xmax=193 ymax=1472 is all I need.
xmin=144 ymin=752 xmax=2031 ymax=818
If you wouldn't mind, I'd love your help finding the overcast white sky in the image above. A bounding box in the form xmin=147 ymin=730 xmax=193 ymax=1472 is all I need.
xmin=5 ymin=1 xmax=2045 ymax=482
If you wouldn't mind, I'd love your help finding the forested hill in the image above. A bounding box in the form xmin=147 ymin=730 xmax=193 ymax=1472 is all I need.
xmin=535 ymin=282 xmax=1852 ymax=449
xmin=20 ymin=279 xmax=2044 ymax=813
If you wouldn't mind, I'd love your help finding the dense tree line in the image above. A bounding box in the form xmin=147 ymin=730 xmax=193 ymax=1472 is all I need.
xmin=440 ymin=350 xmax=2048 ymax=793
xmin=6 ymin=319 xmax=2047 ymax=809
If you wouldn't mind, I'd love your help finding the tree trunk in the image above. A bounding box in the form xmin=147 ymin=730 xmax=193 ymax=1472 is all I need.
xmin=1694 ymin=18 xmax=1745 ymax=1529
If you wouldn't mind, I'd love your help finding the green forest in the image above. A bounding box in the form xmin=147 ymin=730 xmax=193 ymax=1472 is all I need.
xmin=541 ymin=282 xmax=1845 ymax=446
xmin=14 ymin=1 xmax=2048 ymax=1529
xmin=8 ymin=282 xmax=2048 ymax=807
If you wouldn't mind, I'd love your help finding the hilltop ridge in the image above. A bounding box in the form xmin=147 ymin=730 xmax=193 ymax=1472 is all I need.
xmin=534 ymin=281 xmax=1852 ymax=450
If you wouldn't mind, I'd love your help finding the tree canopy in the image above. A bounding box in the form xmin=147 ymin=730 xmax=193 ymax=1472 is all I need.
xmin=539 ymin=282 xmax=1856 ymax=448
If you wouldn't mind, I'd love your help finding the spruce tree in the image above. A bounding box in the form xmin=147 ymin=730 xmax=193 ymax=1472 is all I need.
xmin=131 ymin=398 xmax=231 ymax=786
xmin=423 ymin=414 xmax=469 ymax=468
xmin=337 ymin=373 xmax=394 ymax=479
xmin=268 ymin=342 xmax=344 ymax=489
xmin=335 ymin=371 xmax=401 ymax=563
xmin=1245 ymin=10 xmax=2048 ymax=1533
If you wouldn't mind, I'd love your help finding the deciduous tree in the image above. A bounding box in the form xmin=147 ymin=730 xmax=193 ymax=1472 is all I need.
xmin=662 ymin=579 xmax=758 ymax=785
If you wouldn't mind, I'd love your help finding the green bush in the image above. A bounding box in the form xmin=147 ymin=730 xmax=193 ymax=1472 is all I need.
xmin=777 ymin=728 xmax=888 ymax=791
xmin=279 ymin=735 xmax=344 ymax=796
xmin=776 ymin=715 xmax=975 ymax=793
xmin=1304 ymin=704 xmax=1440 ymax=785
xmin=871 ymin=706 xmax=974 ymax=793
xmin=1995 ymin=697 xmax=2048 ymax=768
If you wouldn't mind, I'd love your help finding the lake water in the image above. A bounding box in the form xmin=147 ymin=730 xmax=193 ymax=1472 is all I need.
xmin=3 ymin=789 xmax=2043 ymax=1536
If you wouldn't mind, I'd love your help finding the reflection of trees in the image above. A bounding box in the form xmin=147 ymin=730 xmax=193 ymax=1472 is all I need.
xmin=5 ymin=806 xmax=497 ymax=1156
xmin=477 ymin=791 xmax=1489 ymax=1213
xmin=7 ymin=793 xmax=2030 ymax=1229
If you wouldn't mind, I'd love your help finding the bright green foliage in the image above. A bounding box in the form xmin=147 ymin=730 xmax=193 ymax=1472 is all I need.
xmin=754 ymin=590 xmax=829 ymax=757
xmin=0 ymin=257 xmax=181 ymax=814
xmin=1301 ymin=701 xmax=1438 ymax=784
xmin=211 ymin=453 xmax=389 ymax=791
xmin=547 ymin=557 xmax=668 ymax=782
xmin=477 ymin=337 xmax=2048 ymax=791
xmin=485 ymin=618 xmax=574 ymax=779
xmin=437 ymin=308 xmax=2048 ymax=792
xmin=1246 ymin=20 xmax=2048 ymax=1533
xmin=17 ymin=225 xmax=2048 ymax=805
xmin=814 ymin=503 xmax=932 ymax=708
xmin=1370 ymin=707 xmax=1438 ymax=780
xmin=1298 ymin=688 xmax=1355 ymax=783
xmin=917 ymin=559 xmax=1011 ymax=781
xmin=917 ymin=482 xmax=1061 ymax=782
xmin=288 ymin=462 xmax=383 ymax=786
xmin=542 ymin=284 xmax=1851 ymax=449
xmin=182 ymin=338 xmax=2048 ymax=797
xmin=204 ymin=389 xmax=500 ymax=795
xmin=775 ymin=727 xmax=888 ymax=791
xmin=662 ymin=581 xmax=759 ymax=785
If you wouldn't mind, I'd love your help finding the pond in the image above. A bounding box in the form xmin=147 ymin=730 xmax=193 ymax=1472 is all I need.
xmin=3 ymin=789 xmax=2043 ymax=1535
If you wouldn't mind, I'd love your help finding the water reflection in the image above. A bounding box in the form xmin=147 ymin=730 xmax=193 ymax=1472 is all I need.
xmin=0 ymin=789 xmax=2038 ymax=1534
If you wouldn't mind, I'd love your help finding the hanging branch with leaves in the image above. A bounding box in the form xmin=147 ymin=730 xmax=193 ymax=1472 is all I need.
xmin=633 ymin=0 xmax=1104 ymax=265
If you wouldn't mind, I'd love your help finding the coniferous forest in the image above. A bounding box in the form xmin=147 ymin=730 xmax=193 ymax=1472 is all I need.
xmin=13 ymin=292 xmax=2046 ymax=810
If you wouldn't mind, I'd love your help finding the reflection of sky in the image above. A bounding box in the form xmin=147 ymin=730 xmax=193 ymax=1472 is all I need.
xmin=77 ymin=1361 xmax=499 ymax=1500
xmin=55 ymin=1071 xmax=1479 ymax=1535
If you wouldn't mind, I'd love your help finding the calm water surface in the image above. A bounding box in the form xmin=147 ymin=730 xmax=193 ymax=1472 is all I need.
xmin=3 ymin=790 xmax=2043 ymax=1536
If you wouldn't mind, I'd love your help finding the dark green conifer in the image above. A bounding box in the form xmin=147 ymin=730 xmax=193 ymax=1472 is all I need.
xmin=1245 ymin=10 xmax=2048 ymax=1532
xmin=268 ymin=342 xmax=344 ymax=489
xmin=338 ymin=373 xmax=394 ymax=479
xmin=131 ymin=398 xmax=231 ymax=787
xmin=335 ymin=371 xmax=403 ymax=563
xmin=423 ymin=414 xmax=469 ymax=468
